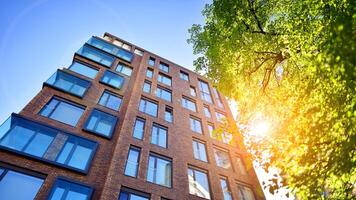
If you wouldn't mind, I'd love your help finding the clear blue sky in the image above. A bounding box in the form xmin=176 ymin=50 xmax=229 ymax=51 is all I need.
xmin=0 ymin=0 xmax=209 ymax=122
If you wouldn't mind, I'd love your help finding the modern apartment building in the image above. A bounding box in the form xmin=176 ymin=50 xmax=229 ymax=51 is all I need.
xmin=0 ymin=33 xmax=265 ymax=200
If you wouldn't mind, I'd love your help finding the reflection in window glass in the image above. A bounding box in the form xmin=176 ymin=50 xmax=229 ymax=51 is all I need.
xmin=213 ymin=148 xmax=231 ymax=169
xmin=69 ymin=62 xmax=98 ymax=79
xmin=133 ymin=118 xmax=145 ymax=140
xmin=151 ymin=124 xmax=167 ymax=148
xmin=124 ymin=147 xmax=141 ymax=177
xmin=84 ymin=109 xmax=117 ymax=138
xmin=188 ymin=167 xmax=210 ymax=199
xmin=147 ymin=154 xmax=172 ymax=187
xmin=48 ymin=178 xmax=93 ymax=200
xmin=190 ymin=117 xmax=202 ymax=134
xmin=116 ymin=63 xmax=133 ymax=76
xmin=139 ymin=98 xmax=158 ymax=117
xmin=0 ymin=168 xmax=44 ymax=200
xmin=100 ymin=71 xmax=125 ymax=89
xmin=98 ymin=91 xmax=122 ymax=111
xmin=40 ymin=98 xmax=84 ymax=126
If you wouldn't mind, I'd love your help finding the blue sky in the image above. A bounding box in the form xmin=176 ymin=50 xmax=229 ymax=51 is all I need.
xmin=0 ymin=0 xmax=208 ymax=122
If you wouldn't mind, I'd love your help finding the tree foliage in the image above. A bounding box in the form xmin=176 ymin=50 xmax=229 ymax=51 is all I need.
xmin=188 ymin=0 xmax=355 ymax=199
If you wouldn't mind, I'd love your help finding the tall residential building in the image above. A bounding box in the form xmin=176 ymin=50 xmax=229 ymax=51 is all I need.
xmin=0 ymin=33 xmax=265 ymax=200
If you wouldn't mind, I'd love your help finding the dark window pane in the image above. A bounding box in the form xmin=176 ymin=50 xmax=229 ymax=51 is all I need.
xmin=48 ymin=178 xmax=92 ymax=200
xmin=87 ymin=37 xmax=133 ymax=62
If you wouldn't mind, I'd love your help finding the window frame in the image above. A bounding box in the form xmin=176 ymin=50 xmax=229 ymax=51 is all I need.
xmin=0 ymin=114 xmax=98 ymax=174
xmin=44 ymin=69 xmax=91 ymax=98
xmin=189 ymin=116 xmax=203 ymax=134
xmin=116 ymin=63 xmax=133 ymax=77
xmin=213 ymin=147 xmax=232 ymax=169
xmin=164 ymin=106 xmax=173 ymax=123
xmin=155 ymin=86 xmax=172 ymax=102
xmin=139 ymin=97 xmax=159 ymax=117
xmin=119 ymin=186 xmax=150 ymax=200
xmin=68 ymin=61 xmax=99 ymax=79
xmin=124 ymin=146 xmax=141 ymax=178
xmin=188 ymin=166 xmax=211 ymax=199
xmin=159 ymin=62 xmax=169 ymax=73
xmin=147 ymin=153 xmax=172 ymax=188
xmin=198 ymin=79 xmax=213 ymax=104
xmin=143 ymin=80 xmax=152 ymax=93
xmin=99 ymin=70 xmax=125 ymax=89
xmin=98 ymin=90 xmax=123 ymax=111
xmin=180 ymin=71 xmax=189 ymax=81
xmin=82 ymin=108 xmax=118 ymax=139
xmin=146 ymin=68 xmax=154 ymax=79
xmin=148 ymin=57 xmax=156 ymax=66
xmin=192 ymin=139 xmax=208 ymax=163
xmin=158 ymin=73 xmax=172 ymax=87
xmin=39 ymin=97 xmax=85 ymax=127
xmin=132 ymin=117 xmax=145 ymax=140
xmin=76 ymin=44 xmax=116 ymax=68
xmin=182 ymin=96 xmax=197 ymax=112
xmin=47 ymin=177 xmax=94 ymax=200
xmin=150 ymin=123 xmax=168 ymax=148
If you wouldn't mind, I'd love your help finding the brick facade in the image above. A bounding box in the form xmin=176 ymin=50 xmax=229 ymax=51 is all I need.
xmin=0 ymin=33 xmax=265 ymax=200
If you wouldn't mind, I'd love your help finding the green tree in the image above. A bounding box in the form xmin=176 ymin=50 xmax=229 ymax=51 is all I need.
xmin=188 ymin=0 xmax=355 ymax=199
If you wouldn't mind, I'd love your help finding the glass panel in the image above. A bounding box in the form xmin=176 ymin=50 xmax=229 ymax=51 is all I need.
xmin=194 ymin=170 xmax=210 ymax=199
xmin=124 ymin=148 xmax=140 ymax=177
xmin=199 ymin=80 xmax=212 ymax=103
xmin=56 ymin=142 xmax=74 ymax=164
xmin=69 ymin=62 xmax=98 ymax=79
xmin=0 ymin=170 xmax=44 ymax=200
xmin=48 ymin=100 xmax=84 ymax=126
xmin=133 ymin=119 xmax=145 ymax=140
xmin=84 ymin=109 xmax=117 ymax=137
xmin=214 ymin=149 xmax=231 ymax=169
xmin=148 ymin=57 xmax=155 ymax=66
xmin=193 ymin=141 xmax=207 ymax=162
xmin=131 ymin=194 xmax=149 ymax=200
xmin=46 ymin=71 xmax=90 ymax=97
xmin=143 ymin=82 xmax=151 ymax=93
xmin=190 ymin=118 xmax=202 ymax=134
xmin=101 ymin=71 xmax=125 ymax=89
xmin=24 ymin=131 xmax=54 ymax=157
xmin=0 ymin=126 xmax=34 ymax=151
xmin=51 ymin=187 xmax=65 ymax=200
xmin=139 ymin=99 xmax=158 ymax=117
xmin=116 ymin=63 xmax=132 ymax=76
xmin=158 ymin=74 xmax=172 ymax=86
xmin=87 ymin=37 xmax=133 ymax=62
xmin=77 ymin=45 xmax=115 ymax=67
xmin=147 ymin=156 xmax=171 ymax=187
xmin=68 ymin=145 xmax=92 ymax=170
xmin=66 ymin=191 xmax=88 ymax=200
xmin=146 ymin=69 xmax=153 ymax=78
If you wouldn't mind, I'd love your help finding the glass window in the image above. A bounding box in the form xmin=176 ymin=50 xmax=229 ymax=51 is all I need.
xmin=151 ymin=124 xmax=167 ymax=148
xmin=213 ymin=148 xmax=231 ymax=169
xmin=0 ymin=167 xmax=44 ymax=200
xmin=156 ymin=87 xmax=172 ymax=102
xmin=182 ymin=97 xmax=197 ymax=112
xmin=139 ymin=98 xmax=158 ymax=117
xmin=188 ymin=167 xmax=210 ymax=199
xmin=208 ymin=124 xmax=215 ymax=138
xmin=87 ymin=37 xmax=133 ymax=62
xmin=213 ymin=88 xmax=224 ymax=109
xmin=40 ymin=98 xmax=84 ymax=126
xmin=55 ymin=137 xmax=96 ymax=171
xmin=180 ymin=71 xmax=189 ymax=81
xmin=98 ymin=91 xmax=122 ymax=111
xmin=215 ymin=112 xmax=227 ymax=123
xmin=159 ymin=62 xmax=169 ymax=73
xmin=45 ymin=70 xmax=91 ymax=97
xmin=236 ymin=157 xmax=247 ymax=175
xmin=148 ymin=57 xmax=155 ymax=66
xmin=83 ymin=109 xmax=117 ymax=138
xmin=203 ymin=106 xmax=211 ymax=118
xmin=192 ymin=140 xmax=207 ymax=162
xmin=100 ymin=70 xmax=125 ymax=89
xmin=147 ymin=154 xmax=172 ymax=187
xmin=119 ymin=187 xmax=150 ymax=200
xmin=134 ymin=49 xmax=144 ymax=56
xmin=198 ymin=80 xmax=213 ymax=103
xmin=0 ymin=114 xmax=97 ymax=173
xmin=158 ymin=74 xmax=172 ymax=86
xmin=48 ymin=178 xmax=93 ymax=200
xmin=69 ymin=61 xmax=98 ymax=79
xmin=237 ymin=185 xmax=255 ymax=200
xmin=133 ymin=118 xmax=145 ymax=140
xmin=143 ymin=81 xmax=151 ymax=93
xmin=146 ymin=68 xmax=153 ymax=78
xmin=190 ymin=86 xmax=196 ymax=96
xmin=124 ymin=147 xmax=141 ymax=177
xmin=220 ymin=178 xmax=233 ymax=200
xmin=190 ymin=117 xmax=202 ymax=134
xmin=116 ymin=63 xmax=133 ymax=76
xmin=164 ymin=107 xmax=173 ymax=123
xmin=77 ymin=45 xmax=115 ymax=67
xmin=222 ymin=131 xmax=233 ymax=144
